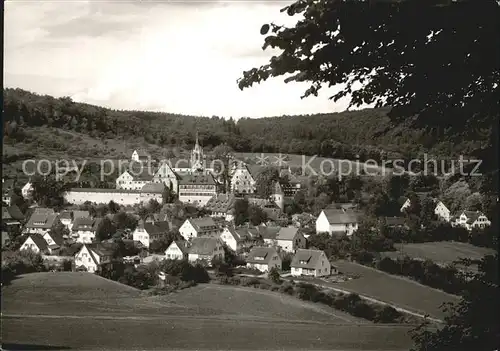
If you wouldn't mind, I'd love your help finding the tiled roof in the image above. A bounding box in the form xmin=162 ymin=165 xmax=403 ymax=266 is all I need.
xmin=45 ymin=231 xmax=64 ymax=246
xmin=59 ymin=211 xmax=72 ymax=220
xmin=276 ymin=226 xmax=299 ymax=241
xmin=68 ymin=188 xmax=146 ymax=194
xmin=32 ymin=207 xmax=55 ymax=215
xmin=223 ymin=227 xmax=248 ymax=243
xmin=143 ymin=221 xmax=170 ymax=235
xmin=291 ymin=249 xmax=327 ymax=269
xmin=72 ymin=217 xmax=101 ymax=231
xmin=26 ymin=213 xmax=59 ymax=229
xmin=127 ymin=166 xmax=155 ymax=181
xmin=179 ymin=173 xmax=216 ymax=185
xmin=321 ymin=209 xmax=359 ymax=224
xmin=460 ymin=210 xmax=486 ymax=223
xmin=205 ymin=194 xmax=236 ymax=213
xmin=256 ymin=225 xmax=281 ymax=240
xmin=168 ymin=240 xmax=189 ymax=255
xmin=246 ymin=247 xmax=279 ymax=265
xmin=2 ymin=205 xmax=24 ymax=221
xmin=188 ymin=217 xmax=218 ymax=232
xmin=28 ymin=234 xmax=49 ymax=251
xmin=188 ymin=237 xmax=220 ymax=255
xmin=141 ymin=183 xmax=166 ymax=193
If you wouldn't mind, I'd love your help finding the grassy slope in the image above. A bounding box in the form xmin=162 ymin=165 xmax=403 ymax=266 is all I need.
xmin=332 ymin=260 xmax=460 ymax=319
xmin=2 ymin=272 xmax=414 ymax=350
xmin=381 ymin=241 xmax=496 ymax=265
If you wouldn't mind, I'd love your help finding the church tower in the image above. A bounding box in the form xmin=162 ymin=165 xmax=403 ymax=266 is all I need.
xmin=190 ymin=131 xmax=204 ymax=172
xmin=271 ymin=181 xmax=284 ymax=211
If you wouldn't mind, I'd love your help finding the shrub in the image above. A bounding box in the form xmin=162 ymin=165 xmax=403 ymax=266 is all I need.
xmin=279 ymin=282 xmax=295 ymax=295
xmin=268 ymin=267 xmax=281 ymax=284
xmin=374 ymin=305 xmax=402 ymax=323
xmin=241 ymin=277 xmax=261 ymax=287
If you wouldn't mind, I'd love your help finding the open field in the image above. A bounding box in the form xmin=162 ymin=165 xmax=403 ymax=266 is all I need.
xmin=2 ymin=272 xmax=414 ymax=350
xmin=329 ymin=260 xmax=461 ymax=320
xmin=382 ymin=241 xmax=496 ymax=267
xmin=235 ymin=152 xmax=392 ymax=176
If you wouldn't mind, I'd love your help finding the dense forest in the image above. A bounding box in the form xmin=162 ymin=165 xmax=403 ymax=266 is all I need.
xmin=2 ymin=88 xmax=487 ymax=162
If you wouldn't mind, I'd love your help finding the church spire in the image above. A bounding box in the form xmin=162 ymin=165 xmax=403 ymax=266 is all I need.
xmin=195 ymin=131 xmax=199 ymax=146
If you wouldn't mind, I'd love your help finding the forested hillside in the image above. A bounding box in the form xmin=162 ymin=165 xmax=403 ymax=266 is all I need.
xmin=3 ymin=88 xmax=485 ymax=162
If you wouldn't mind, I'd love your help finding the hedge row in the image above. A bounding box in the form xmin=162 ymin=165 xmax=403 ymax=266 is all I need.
xmin=218 ymin=276 xmax=414 ymax=324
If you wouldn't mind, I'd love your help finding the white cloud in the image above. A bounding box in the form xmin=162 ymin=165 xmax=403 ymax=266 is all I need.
xmin=4 ymin=1 xmax=365 ymax=118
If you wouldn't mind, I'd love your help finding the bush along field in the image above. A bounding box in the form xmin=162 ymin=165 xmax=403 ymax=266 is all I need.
xmin=215 ymin=274 xmax=422 ymax=325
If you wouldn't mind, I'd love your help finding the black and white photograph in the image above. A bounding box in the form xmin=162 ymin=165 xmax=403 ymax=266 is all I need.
xmin=2 ymin=0 xmax=499 ymax=350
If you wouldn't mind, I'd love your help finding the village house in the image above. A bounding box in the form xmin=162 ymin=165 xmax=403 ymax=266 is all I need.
xmin=254 ymin=226 xmax=281 ymax=247
xmin=219 ymin=227 xmax=253 ymax=252
xmin=42 ymin=231 xmax=64 ymax=252
xmin=20 ymin=234 xmax=51 ymax=254
xmin=246 ymin=247 xmax=282 ymax=273
xmin=21 ymin=180 xmax=33 ymax=199
xmin=2 ymin=179 xmax=15 ymax=205
xmin=187 ymin=237 xmax=225 ymax=265
xmin=204 ymin=193 xmax=236 ymax=222
xmin=2 ymin=205 xmax=25 ymax=229
xmin=71 ymin=217 xmax=102 ymax=243
xmin=230 ymin=162 xmax=256 ymax=194
xmin=291 ymin=249 xmax=333 ymax=278
xmin=179 ymin=217 xmax=220 ymax=241
xmin=452 ymin=211 xmax=491 ymax=231
xmin=74 ymin=244 xmax=114 ymax=273
xmin=275 ymin=226 xmax=307 ymax=253
xmin=400 ymin=194 xmax=451 ymax=222
xmin=178 ymin=173 xmax=217 ymax=207
xmin=24 ymin=212 xmax=60 ymax=236
xmin=133 ymin=220 xmax=170 ymax=248
xmin=59 ymin=210 xmax=90 ymax=231
xmin=131 ymin=149 xmax=151 ymax=163
xmin=151 ymin=161 xmax=179 ymax=194
xmin=164 ymin=240 xmax=189 ymax=260
xmin=247 ymin=197 xmax=285 ymax=222
xmin=315 ymin=208 xmax=359 ymax=236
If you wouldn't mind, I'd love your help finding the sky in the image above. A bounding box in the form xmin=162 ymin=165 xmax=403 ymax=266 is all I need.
xmin=4 ymin=0 xmax=366 ymax=118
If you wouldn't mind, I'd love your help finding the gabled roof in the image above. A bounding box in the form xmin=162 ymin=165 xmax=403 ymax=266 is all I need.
xmin=2 ymin=205 xmax=24 ymax=221
xmin=72 ymin=217 xmax=101 ymax=231
xmin=246 ymin=247 xmax=279 ymax=265
xmin=223 ymin=227 xmax=248 ymax=243
xmin=26 ymin=234 xmax=49 ymax=251
xmin=459 ymin=210 xmax=486 ymax=223
xmin=247 ymin=165 xmax=265 ymax=179
xmin=179 ymin=173 xmax=216 ymax=185
xmin=276 ymin=226 xmax=299 ymax=241
xmin=188 ymin=237 xmax=220 ymax=255
xmin=141 ymin=182 xmax=166 ymax=193
xmin=255 ymin=225 xmax=281 ymax=240
xmin=291 ymin=249 xmax=327 ymax=269
xmin=167 ymin=240 xmax=189 ymax=255
xmin=143 ymin=221 xmax=170 ymax=235
xmin=32 ymin=207 xmax=55 ymax=215
xmin=134 ymin=149 xmax=151 ymax=158
xmin=187 ymin=217 xmax=218 ymax=232
xmin=321 ymin=209 xmax=359 ymax=224
xmin=26 ymin=213 xmax=59 ymax=229
xmin=127 ymin=165 xmax=156 ymax=181
xmin=205 ymin=194 xmax=236 ymax=213
xmin=73 ymin=210 xmax=90 ymax=219
xmin=45 ymin=231 xmax=64 ymax=246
